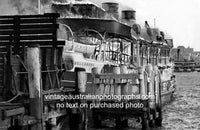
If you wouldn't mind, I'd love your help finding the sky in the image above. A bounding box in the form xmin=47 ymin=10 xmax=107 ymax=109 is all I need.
xmin=0 ymin=0 xmax=200 ymax=51
xmin=92 ymin=0 xmax=200 ymax=51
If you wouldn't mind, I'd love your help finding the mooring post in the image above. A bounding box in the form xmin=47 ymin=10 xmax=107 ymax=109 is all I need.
xmin=113 ymin=66 xmax=121 ymax=95
xmin=77 ymin=71 xmax=88 ymax=130
xmin=120 ymin=65 xmax=129 ymax=127
xmin=139 ymin=66 xmax=146 ymax=99
xmin=70 ymin=69 xmax=87 ymax=130
xmin=27 ymin=45 xmax=43 ymax=130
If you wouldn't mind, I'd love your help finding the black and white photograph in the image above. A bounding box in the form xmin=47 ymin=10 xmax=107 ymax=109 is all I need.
xmin=0 ymin=0 xmax=199 ymax=130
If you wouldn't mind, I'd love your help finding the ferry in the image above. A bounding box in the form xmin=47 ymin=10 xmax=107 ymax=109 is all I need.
xmin=52 ymin=0 xmax=176 ymax=129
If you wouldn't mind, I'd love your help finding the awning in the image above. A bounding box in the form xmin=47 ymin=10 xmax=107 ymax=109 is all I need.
xmin=58 ymin=18 xmax=137 ymax=40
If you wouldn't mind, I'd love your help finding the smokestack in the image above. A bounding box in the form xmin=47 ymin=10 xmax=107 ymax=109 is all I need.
xmin=102 ymin=2 xmax=119 ymax=20
xmin=121 ymin=9 xmax=136 ymax=26
xmin=122 ymin=10 xmax=136 ymax=21
xmin=152 ymin=28 xmax=162 ymax=41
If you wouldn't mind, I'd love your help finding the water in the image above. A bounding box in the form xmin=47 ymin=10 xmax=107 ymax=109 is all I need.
xmin=162 ymin=72 xmax=200 ymax=130
xmin=88 ymin=72 xmax=200 ymax=130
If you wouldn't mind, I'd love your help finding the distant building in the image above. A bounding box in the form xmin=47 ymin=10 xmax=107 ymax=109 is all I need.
xmin=171 ymin=46 xmax=195 ymax=62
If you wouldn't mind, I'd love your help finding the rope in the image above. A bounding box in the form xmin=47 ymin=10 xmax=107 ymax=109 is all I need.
xmin=0 ymin=93 xmax=20 ymax=104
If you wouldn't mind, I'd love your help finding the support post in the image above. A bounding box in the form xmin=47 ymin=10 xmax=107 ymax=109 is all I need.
xmin=139 ymin=67 xmax=146 ymax=99
xmin=27 ymin=45 xmax=43 ymax=130
xmin=113 ymin=66 xmax=121 ymax=95
xmin=5 ymin=45 xmax=12 ymax=93
xmin=77 ymin=71 xmax=88 ymax=130
xmin=137 ymin=40 xmax=141 ymax=66
xmin=70 ymin=69 xmax=87 ymax=130
xmin=147 ymin=47 xmax=150 ymax=64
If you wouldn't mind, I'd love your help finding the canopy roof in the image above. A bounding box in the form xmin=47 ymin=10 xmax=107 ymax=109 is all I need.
xmin=58 ymin=18 xmax=135 ymax=40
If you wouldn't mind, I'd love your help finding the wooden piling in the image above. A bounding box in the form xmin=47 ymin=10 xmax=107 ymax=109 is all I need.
xmin=27 ymin=45 xmax=43 ymax=130
xmin=120 ymin=65 xmax=129 ymax=127
xmin=113 ymin=66 xmax=121 ymax=95
xmin=120 ymin=65 xmax=128 ymax=95
xmin=139 ymin=67 xmax=146 ymax=99
xmin=77 ymin=71 xmax=87 ymax=93
xmin=154 ymin=66 xmax=161 ymax=106
xmin=104 ymin=84 xmax=110 ymax=95
xmin=70 ymin=69 xmax=88 ymax=130
xmin=93 ymin=67 xmax=104 ymax=95
xmin=153 ymin=66 xmax=162 ymax=126
xmin=146 ymin=64 xmax=155 ymax=109
xmin=77 ymin=70 xmax=88 ymax=130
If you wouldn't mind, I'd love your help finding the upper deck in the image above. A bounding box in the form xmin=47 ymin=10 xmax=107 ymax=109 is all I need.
xmin=51 ymin=1 xmax=107 ymax=19
xmin=58 ymin=18 xmax=133 ymax=40
xmin=52 ymin=0 xmax=174 ymax=73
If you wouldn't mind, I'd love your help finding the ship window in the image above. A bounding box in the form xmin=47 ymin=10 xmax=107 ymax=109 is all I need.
xmin=159 ymin=48 xmax=170 ymax=64
xmin=70 ymin=31 xmax=104 ymax=59
xmin=103 ymin=38 xmax=131 ymax=64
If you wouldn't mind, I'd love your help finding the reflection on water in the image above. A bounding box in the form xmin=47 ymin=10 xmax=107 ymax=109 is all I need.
xmin=89 ymin=72 xmax=200 ymax=130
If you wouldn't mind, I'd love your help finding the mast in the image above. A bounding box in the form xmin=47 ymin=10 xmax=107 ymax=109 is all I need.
xmin=38 ymin=0 xmax=41 ymax=14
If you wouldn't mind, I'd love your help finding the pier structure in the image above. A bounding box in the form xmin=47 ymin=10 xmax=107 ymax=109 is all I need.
xmin=0 ymin=13 xmax=71 ymax=130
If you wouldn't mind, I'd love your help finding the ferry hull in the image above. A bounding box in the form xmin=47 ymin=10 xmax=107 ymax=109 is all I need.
xmin=161 ymin=87 xmax=176 ymax=106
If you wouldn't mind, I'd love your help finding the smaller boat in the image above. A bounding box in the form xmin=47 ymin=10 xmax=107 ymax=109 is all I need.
xmin=174 ymin=61 xmax=196 ymax=72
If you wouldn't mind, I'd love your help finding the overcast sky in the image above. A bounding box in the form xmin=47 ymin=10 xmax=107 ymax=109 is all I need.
xmin=111 ymin=0 xmax=200 ymax=51
xmin=91 ymin=0 xmax=200 ymax=51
